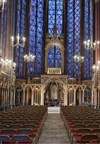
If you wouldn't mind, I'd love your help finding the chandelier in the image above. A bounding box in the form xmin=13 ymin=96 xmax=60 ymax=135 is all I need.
xmin=84 ymin=40 xmax=100 ymax=50
xmin=0 ymin=0 xmax=6 ymax=11
xmin=24 ymin=54 xmax=35 ymax=63
xmin=0 ymin=56 xmax=16 ymax=76
xmin=73 ymin=55 xmax=84 ymax=63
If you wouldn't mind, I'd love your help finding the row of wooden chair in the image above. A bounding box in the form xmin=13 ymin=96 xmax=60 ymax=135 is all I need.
xmin=61 ymin=106 xmax=100 ymax=144
xmin=0 ymin=105 xmax=47 ymax=144
xmin=0 ymin=134 xmax=33 ymax=143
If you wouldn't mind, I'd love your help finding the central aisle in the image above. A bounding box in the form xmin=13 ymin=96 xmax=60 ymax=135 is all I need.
xmin=38 ymin=113 xmax=71 ymax=144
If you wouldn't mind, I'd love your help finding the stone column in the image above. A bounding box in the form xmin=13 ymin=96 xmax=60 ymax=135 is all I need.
xmin=31 ymin=90 xmax=34 ymax=105
xmin=79 ymin=89 xmax=82 ymax=105
xmin=3 ymin=88 xmax=5 ymax=105
xmin=74 ymin=89 xmax=76 ymax=106
xmin=82 ymin=89 xmax=85 ymax=104
xmin=41 ymin=89 xmax=44 ymax=105
xmin=94 ymin=88 xmax=97 ymax=106
xmin=1 ymin=87 xmax=3 ymax=105
xmin=64 ymin=89 xmax=68 ymax=106
xmin=36 ymin=92 xmax=38 ymax=104
xmin=91 ymin=89 xmax=94 ymax=105
xmin=97 ymin=89 xmax=99 ymax=105
xmin=26 ymin=89 xmax=29 ymax=105
xmin=22 ymin=90 xmax=25 ymax=105
xmin=13 ymin=89 xmax=15 ymax=106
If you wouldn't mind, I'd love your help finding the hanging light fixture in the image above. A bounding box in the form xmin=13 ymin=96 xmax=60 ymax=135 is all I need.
xmin=0 ymin=0 xmax=6 ymax=11
xmin=73 ymin=55 xmax=84 ymax=63
xmin=84 ymin=40 xmax=100 ymax=50
xmin=24 ymin=54 xmax=35 ymax=63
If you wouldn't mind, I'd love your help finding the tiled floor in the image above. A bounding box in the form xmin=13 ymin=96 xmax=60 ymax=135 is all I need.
xmin=38 ymin=113 xmax=71 ymax=144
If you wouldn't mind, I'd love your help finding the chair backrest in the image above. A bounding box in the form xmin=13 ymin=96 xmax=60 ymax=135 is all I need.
xmin=9 ymin=124 xmax=23 ymax=129
xmin=81 ymin=134 xmax=99 ymax=143
xmin=17 ymin=128 xmax=33 ymax=134
xmin=86 ymin=124 xmax=99 ymax=129
xmin=23 ymin=124 xmax=36 ymax=128
xmin=2 ymin=120 xmax=14 ymax=125
xmin=12 ymin=134 xmax=32 ymax=143
xmin=76 ymin=128 xmax=91 ymax=134
xmin=15 ymin=120 xmax=26 ymax=125
xmin=0 ymin=124 xmax=9 ymax=128
xmin=0 ymin=135 xmax=11 ymax=143
xmin=74 ymin=124 xmax=86 ymax=128
xmin=0 ymin=129 xmax=16 ymax=134
xmin=92 ymin=128 xmax=100 ymax=134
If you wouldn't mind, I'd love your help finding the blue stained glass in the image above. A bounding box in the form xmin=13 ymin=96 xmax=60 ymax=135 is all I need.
xmin=48 ymin=0 xmax=63 ymax=37
xmin=29 ymin=0 xmax=44 ymax=77
xmin=48 ymin=0 xmax=55 ymax=37
xmin=15 ymin=0 xmax=21 ymax=77
xmin=48 ymin=46 xmax=62 ymax=68
xmin=84 ymin=0 xmax=93 ymax=79
xmin=15 ymin=0 xmax=26 ymax=78
xmin=29 ymin=0 xmax=36 ymax=77
xmin=74 ymin=0 xmax=81 ymax=79
xmin=1 ymin=2 xmax=8 ymax=58
xmin=67 ymin=0 xmax=74 ymax=78
xmin=67 ymin=0 xmax=81 ymax=79
xmin=36 ymin=0 xmax=44 ymax=76
xmin=56 ymin=0 xmax=63 ymax=37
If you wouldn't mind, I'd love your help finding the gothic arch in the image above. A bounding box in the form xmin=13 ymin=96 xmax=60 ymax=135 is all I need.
xmin=24 ymin=85 xmax=32 ymax=91
xmin=45 ymin=39 xmax=64 ymax=74
xmin=41 ymin=78 xmax=66 ymax=97
xmin=43 ymin=78 xmax=65 ymax=88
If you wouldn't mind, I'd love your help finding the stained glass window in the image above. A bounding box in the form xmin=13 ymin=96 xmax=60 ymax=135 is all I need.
xmin=14 ymin=0 xmax=94 ymax=79
xmin=67 ymin=0 xmax=81 ymax=79
xmin=1 ymin=2 xmax=8 ymax=58
xmin=15 ymin=0 xmax=26 ymax=78
xmin=56 ymin=0 xmax=63 ymax=37
xmin=84 ymin=0 xmax=93 ymax=79
xmin=29 ymin=0 xmax=44 ymax=77
xmin=48 ymin=47 xmax=62 ymax=68
xmin=48 ymin=0 xmax=55 ymax=37
xmin=47 ymin=0 xmax=63 ymax=69
xmin=48 ymin=0 xmax=63 ymax=37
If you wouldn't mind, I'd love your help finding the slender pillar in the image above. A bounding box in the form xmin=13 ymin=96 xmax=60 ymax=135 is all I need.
xmin=74 ymin=89 xmax=76 ymax=106
xmin=82 ymin=89 xmax=85 ymax=104
xmin=13 ymin=89 xmax=15 ymax=106
xmin=41 ymin=90 xmax=44 ymax=105
xmin=26 ymin=89 xmax=29 ymax=105
xmin=23 ymin=90 xmax=25 ymax=105
xmin=2 ymin=88 xmax=3 ymax=106
xmin=94 ymin=88 xmax=97 ymax=106
xmin=79 ymin=89 xmax=82 ymax=105
xmin=91 ymin=89 xmax=94 ymax=105
xmin=31 ymin=90 xmax=34 ymax=105
xmin=64 ymin=89 xmax=68 ymax=105
xmin=97 ymin=89 xmax=99 ymax=105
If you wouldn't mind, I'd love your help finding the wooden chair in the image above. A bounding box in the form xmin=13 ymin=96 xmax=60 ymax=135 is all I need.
xmin=0 ymin=135 xmax=11 ymax=144
xmin=80 ymin=134 xmax=99 ymax=143
xmin=12 ymin=134 xmax=33 ymax=144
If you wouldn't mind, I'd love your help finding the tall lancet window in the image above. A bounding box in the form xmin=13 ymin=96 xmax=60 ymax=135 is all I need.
xmin=1 ymin=2 xmax=8 ymax=58
xmin=66 ymin=0 xmax=81 ymax=79
xmin=15 ymin=0 xmax=27 ymax=78
xmin=29 ymin=0 xmax=44 ymax=77
xmin=48 ymin=0 xmax=63 ymax=37
xmin=84 ymin=0 xmax=94 ymax=79
xmin=48 ymin=47 xmax=62 ymax=68
xmin=48 ymin=0 xmax=63 ymax=68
